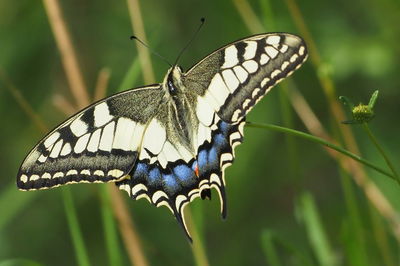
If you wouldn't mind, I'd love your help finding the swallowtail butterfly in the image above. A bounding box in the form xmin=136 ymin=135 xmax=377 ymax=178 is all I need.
xmin=17 ymin=33 xmax=307 ymax=240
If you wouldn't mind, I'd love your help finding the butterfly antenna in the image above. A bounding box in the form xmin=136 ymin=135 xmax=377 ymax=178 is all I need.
xmin=130 ymin=35 xmax=172 ymax=67
xmin=174 ymin=17 xmax=205 ymax=66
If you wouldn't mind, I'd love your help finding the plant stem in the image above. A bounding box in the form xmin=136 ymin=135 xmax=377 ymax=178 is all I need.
xmin=185 ymin=208 xmax=209 ymax=266
xmin=246 ymin=122 xmax=395 ymax=180
xmin=62 ymin=188 xmax=91 ymax=266
xmin=100 ymin=186 xmax=123 ymax=266
xmin=362 ymin=123 xmax=400 ymax=185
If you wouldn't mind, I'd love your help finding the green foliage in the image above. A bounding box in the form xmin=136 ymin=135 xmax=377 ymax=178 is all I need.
xmin=1 ymin=0 xmax=400 ymax=265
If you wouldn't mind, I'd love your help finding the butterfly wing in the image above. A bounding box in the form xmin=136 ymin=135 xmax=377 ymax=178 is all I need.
xmin=116 ymin=114 xmax=245 ymax=240
xmin=17 ymin=33 xmax=307 ymax=241
xmin=184 ymin=33 xmax=308 ymax=123
xmin=115 ymin=33 xmax=307 ymax=240
xmin=17 ymin=85 xmax=164 ymax=190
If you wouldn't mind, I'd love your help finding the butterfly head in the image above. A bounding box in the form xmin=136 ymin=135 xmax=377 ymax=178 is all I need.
xmin=164 ymin=66 xmax=185 ymax=97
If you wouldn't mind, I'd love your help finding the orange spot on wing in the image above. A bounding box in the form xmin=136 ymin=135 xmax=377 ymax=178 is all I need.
xmin=194 ymin=164 xmax=199 ymax=177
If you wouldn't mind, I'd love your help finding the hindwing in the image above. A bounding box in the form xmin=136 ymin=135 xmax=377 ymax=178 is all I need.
xmin=17 ymin=32 xmax=308 ymax=241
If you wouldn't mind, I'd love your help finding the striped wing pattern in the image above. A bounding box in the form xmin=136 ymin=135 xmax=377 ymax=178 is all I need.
xmin=17 ymin=33 xmax=307 ymax=240
xmin=116 ymin=118 xmax=245 ymax=238
xmin=185 ymin=33 xmax=308 ymax=122
xmin=17 ymin=86 xmax=164 ymax=190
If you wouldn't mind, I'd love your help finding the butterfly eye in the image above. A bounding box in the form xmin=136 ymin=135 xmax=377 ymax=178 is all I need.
xmin=168 ymin=80 xmax=177 ymax=95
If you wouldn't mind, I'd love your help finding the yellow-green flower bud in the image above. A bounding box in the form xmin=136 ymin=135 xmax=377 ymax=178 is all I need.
xmin=352 ymin=104 xmax=374 ymax=123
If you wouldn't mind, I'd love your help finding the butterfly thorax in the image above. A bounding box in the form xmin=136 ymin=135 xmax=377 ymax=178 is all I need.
xmin=161 ymin=66 xmax=198 ymax=155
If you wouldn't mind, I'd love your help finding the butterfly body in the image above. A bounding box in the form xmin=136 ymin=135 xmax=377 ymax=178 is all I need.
xmin=17 ymin=33 xmax=307 ymax=240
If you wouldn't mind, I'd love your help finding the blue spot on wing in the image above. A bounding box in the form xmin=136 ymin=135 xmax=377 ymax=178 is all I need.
xmin=174 ymin=164 xmax=194 ymax=182
xmin=208 ymin=147 xmax=218 ymax=167
xmin=214 ymin=133 xmax=227 ymax=146
xmin=163 ymin=173 xmax=180 ymax=195
xmin=198 ymin=150 xmax=207 ymax=168
xmin=119 ymin=120 xmax=242 ymax=204
xmin=219 ymin=121 xmax=230 ymax=133
xmin=133 ymin=163 xmax=148 ymax=180
xmin=148 ymin=167 xmax=161 ymax=184
xmin=195 ymin=120 xmax=241 ymax=177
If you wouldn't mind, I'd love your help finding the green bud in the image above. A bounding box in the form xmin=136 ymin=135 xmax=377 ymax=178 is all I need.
xmin=352 ymin=104 xmax=374 ymax=123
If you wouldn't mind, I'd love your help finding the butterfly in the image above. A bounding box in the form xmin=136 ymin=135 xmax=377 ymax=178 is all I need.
xmin=17 ymin=33 xmax=307 ymax=240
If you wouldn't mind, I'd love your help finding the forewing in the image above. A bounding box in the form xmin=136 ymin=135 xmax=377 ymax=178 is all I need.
xmin=184 ymin=33 xmax=308 ymax=123
xmin=17 ymin=85 xmax=164 ymax=190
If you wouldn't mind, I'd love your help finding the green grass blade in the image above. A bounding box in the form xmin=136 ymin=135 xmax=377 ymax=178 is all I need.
xmin=296 ymin=192 xmax=337 ymax=266
xmin=368 ymin=203 xmax=396 ymax=266
xmin=261 ymin=229 xmax=315 ymax=266
xmin=339 ymin=168 xmax=369 ymax=266
xmin=260 ymin=230 xmax=282 ymax=266
xmin=99 ymin=185 xmax=122 ymax=266
xmin=62 ymin=187 xmax=91 ymax=266
xmin=0 ymin=259 xmax=42 ymax=266
xmin=258 ymin=0 xmax=276 ymax=30
xmin=247 ymin=122 xmax=395 ymax=180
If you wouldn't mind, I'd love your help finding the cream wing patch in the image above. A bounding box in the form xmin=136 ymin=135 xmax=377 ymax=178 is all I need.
xmin=141 ymin=118 xmax=166 ymax=156
xmin=113 ymin=117 xmax=137 ymax=151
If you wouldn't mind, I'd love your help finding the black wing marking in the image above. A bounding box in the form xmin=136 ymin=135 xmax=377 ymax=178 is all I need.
xmin=116 ymin=117 xmax=245 ymax=241
xmin=17 ymin=85 xmax=164 ymax=190
xmin=184 ymin=33 xmax=308 ymax=123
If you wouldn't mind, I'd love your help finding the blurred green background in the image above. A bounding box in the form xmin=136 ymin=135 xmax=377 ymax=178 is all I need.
xmin=1 ymin=0 xmax=400 ymax=265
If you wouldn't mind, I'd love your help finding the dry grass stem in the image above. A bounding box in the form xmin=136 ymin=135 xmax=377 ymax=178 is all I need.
xmin=42 ymin=0 xmax=90 ymax=109
xmin=52 ymin=94 xmax=76 ymax=116
xmin=93 ymin=66 xmax=148 ymax=266
xmin=53 ymin=86 xmax=149 ymax=266
xmin=125 ymin=2 xmax=209 ymax=264
xmin=232 ymin=0 xmax=264 ymax=33
xmin=288 ymin=85 xmax=329 ymax=139
xmin=185 ymin=209 xmax=210 ymax=266
xmin=0 ymin=68 xmax=48 ymax=133
xmin=108 ymin=185 xmax=149 ymax=266
xmin=42 ymin=1 xmax=149 ymax=263
xmin=234 ymin=0 xmax=400 ymax=242
xmin=126 ymin=0 xmax=156 ymax=84
xmin=94 ymin=68 xmax=111 ymax=101
xmin=283 ymin=0 xmax=400 ymax=242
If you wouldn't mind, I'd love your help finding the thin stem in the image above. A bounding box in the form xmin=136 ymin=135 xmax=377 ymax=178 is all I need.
xmin=100 ymin=186 xmax=123 ymax=266
xmin=62 ymin=188 xmax=91 ymax=266
xmin=52 ymin=94 xmax=76 ymax=116
xmin=233 ymin=0 xmax=400 ymax=244
xmin=185 ymin=208 xmax=209 ymax=266
xmin=1 ymin=67 xmax=91 ymax=264
xmin=0 ymin=68 xmax=48 ymax=133
xmin=281 ymin=0 xmax=400 ymax=245
xmin=108 ymin=185 xmax=149 ymax=266
xmin=338 ymin=167 xmax=369 ymax=265
xmin=260 ymin=231 xmax=282 ymax=266
xmin=247 ymin=122 xmax=395 ymax=180
xmin=126 ymin=1 xmax=209 ymax=264
xmin=126 ymin=0 xmax=155 ymax=84
xmin=42 ymin=0 xmax=90 ymax=108
xmin=362 ymin=123 xmax=400 ymax=185
xmin=94 ymin=68 xmax=111 ymax=101
xmin=368 ymin=200 xmax=396 ymax=266
xmin=232 ymin=0 xmax=264 ymax=33
xmin=279 ymin=84 xmax=302 ymax=188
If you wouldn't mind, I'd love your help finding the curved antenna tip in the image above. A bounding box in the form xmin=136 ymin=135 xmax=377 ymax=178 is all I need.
xmin=130 ymin=35 xmax=137 ymax=40
xmin=200 ymin=17 xmax=205 ymax=23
